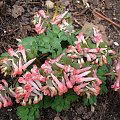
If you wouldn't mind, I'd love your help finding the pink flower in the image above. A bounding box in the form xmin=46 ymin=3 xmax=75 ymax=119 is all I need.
xmin=102 ymin=55 xmax=107 ymax=64
xmin=88 ymin=48 xmax=99 ymax=53
xmin=51 ymin=11 xmax=68 ymax=24
xmin=73 ymin=75 xmax=96 ymax=83
xmin=62 ymin=19 xmax=69 ymax=25
xmin=66 ymin=45 xmax=78 ymax=53
xmin=84 ymin=48 xmax=90 ymax=53
xmin=86 ymin=83 xmax=100 ymax=96
xmin=48 ymin=53 xmax=65 ymax=64
xmin=89 ymin=53 xmax=96 ymax=60
xmin=74 ymin=71 xmax=91 ymax=78
xmin=111 ymin=78 xmax=120 ymax=91
xmin=18 ymin=57 xmax=23 ymax=75
xmin=22 ymin=58 xmax=36 ymax=71
xmin=38 ymin=10 xmax=49 ymax=18
xmin=108 ymin=50 xmax=116 ymax=54
xmin=73 ymin=83 xmax=89 ymax=95
xmin=35 ymin=22 xmax=46 ymax=34
xmin=73 ymin=67 xmax=91 ymax=75
xmin=112 ymin=61 xmax=120 ymax=91
xmin=41 ymin=86 xmax=51 ymax=96
xmin=93 ymin=27 xmax=103 ymax=47
xmin=18 ymin=77 xmax=26 ymax=84
xmin=49 ymin=87 xmax=57 ymax=97
xmin=23 ymin=72 xmax=32 ymax=81
xmin=75 ymin=44 xmax=82 ymax=53
xmin=21 ymin=100 xmax=26 ymax=106
xmin=93 ymin=70 xmax=102 ymax=85
xmin=24 ymin=84 xmax=33 ymax=102
xmin=75 ymin=32 xmax=87 ymax=45
xmin=8 ymin=48 xmax=19 ymax=58
xmin=51 ymin=73 xmax=68 ymax=95
xmin=31 ymin=65 xmax=39 ymax=74
xmin=64 ymin=72 xmax=73 ymax=88
xmin=85 ymin=54 xmax=92 ymax=61
xmin=33 ymin=96 xmax=39 ymax=104
xmin=1 ymin=79 xmax=8 ymax=87
xmin=41 ymin=60 xmax=52 ymax=74
xmin=55 ymin=63 xmax=74 ymax=73
xmin=0 ymin=57 xmax=8 ymax=64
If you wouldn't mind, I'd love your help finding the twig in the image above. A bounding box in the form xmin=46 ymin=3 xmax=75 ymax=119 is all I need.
xmin=73 ymin=18 xmax=83 ymax=27
xmin=93 ymin=9 xmax=120 ymax=28
xmin=20 ymin=2 xmax=41 ymax=4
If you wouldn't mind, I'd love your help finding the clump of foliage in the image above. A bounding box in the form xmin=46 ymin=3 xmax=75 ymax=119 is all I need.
xmin=0 ymin=9 xmax=119 ymax=120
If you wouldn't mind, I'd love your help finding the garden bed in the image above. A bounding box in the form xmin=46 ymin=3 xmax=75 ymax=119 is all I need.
xmin=0 ymin=0 xmax=120 ymax=120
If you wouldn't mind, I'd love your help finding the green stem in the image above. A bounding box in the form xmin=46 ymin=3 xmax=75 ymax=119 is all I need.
xmin=53 ymin=2 xmax=60 ymax=20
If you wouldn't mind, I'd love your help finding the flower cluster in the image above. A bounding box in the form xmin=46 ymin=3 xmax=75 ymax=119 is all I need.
xmin=33 ymin=10 xmax=74 ymax=34
xmin=10 ymin=49 xmax=103 ymax=106
xmin=0 ymin=79 xmax=13 ymax=108
xmin=0 ymin=45 xmax=36 ymax=77
xmin=12 ymin=65 xmax=45 ymax=106
xmin=111 ymin=60 xmax=120 ymax=91
xmin=0 ymin=25 xmax=117 ymax=109
xmin=66 ymin=31 xmax=115 ymax=66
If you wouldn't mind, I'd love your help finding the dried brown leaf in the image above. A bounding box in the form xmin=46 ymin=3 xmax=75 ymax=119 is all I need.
xmin=12 ymin=5 xmax=24 ymax=18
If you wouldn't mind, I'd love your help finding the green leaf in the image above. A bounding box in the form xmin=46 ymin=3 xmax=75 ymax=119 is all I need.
xmin=17 ymin=106 xmax=29 ymax=120
xmin=100 ymin=85 xmax=108 ymax=94
xmin=61 ymin=56 xmax=72 ymax=65
xmin=52 ymin=24 xmax=60 ymax=34
xmin=58 ymin=31 xmax=66 ymax=38
xmin=71 ymin=62 xmax=80 ymax=69
xmin=43 ymin=96 xmax=54 ymax=109
xmin=51 ymin=95 xmax=64 ymax=112
xmin=18 ymin=37 xmax=37 ymax=49
xmin=83 ymin=96 xmax=89 ymax=106
xmin=87 ymin=39 xmax=96 ymax=49
xmin=82 ymin=61 xmax=90 ymax=68
xmin=42 ymin=36 xmax=51 ymax=43
xmin=34 ymin=109 xmax=40 ymax=118
xmin=28 ymin=115 xmax=35 ymax=120
xmin=0 ymin=52 xmax=10 ymax=60
xmin=89 ymin=95 xmax=97 ymax=105
xmin=63 ymin=99 xmax=70 ymax=109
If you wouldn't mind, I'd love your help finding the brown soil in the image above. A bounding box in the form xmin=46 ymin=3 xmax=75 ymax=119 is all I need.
xmin=0 ymin=0 xmax=120 ymax=120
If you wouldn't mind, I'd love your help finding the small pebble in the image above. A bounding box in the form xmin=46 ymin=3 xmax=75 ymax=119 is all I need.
xmin=113 ymin=42 xmax=119 ymax=46
xmin=7 ymin=109 xmax=12 ymax=111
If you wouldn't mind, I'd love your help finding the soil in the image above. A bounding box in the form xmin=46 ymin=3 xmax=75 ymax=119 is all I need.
xmin=0 ymin=0 xmax=120 ymax=120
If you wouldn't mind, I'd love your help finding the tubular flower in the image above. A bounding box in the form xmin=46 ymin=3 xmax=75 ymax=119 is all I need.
xmin=41 ymin=60 xmax=52 ymax=74
xmin=38 ymin=10 xmax=49 ymax=18
xmin=112 ymin=60 xmax=120 ymax=91
xmin=73 ymin=83 xmax=89 ymax=96
xmin=35 ymin=21 xmax=46 ymax=34
xmin=51 ymin=73 xmax=68 ymax=95
xmin=8 ymin=48 xmax=19 ymax=58
xmin=93 ymin=27 xmax=103 ymax=47
xmin=75 ymin=32 xmax=87 ymax=45
xmin=0 ymin=80 xmax=13 ymax=108
xmin=51 ymin=11 xmax=68 ymax=24
xmin=14 ymin=66 xmax=46 ymax=105
xmin=0 ymin=45 xmax=36 ymax=76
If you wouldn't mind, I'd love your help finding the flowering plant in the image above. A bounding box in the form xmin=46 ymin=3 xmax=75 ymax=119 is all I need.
xmin=0 ymin=9 xmax=119 ymax=120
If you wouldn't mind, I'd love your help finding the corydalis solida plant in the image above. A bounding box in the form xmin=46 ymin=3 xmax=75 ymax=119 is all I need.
xmin=0 ymin=10 xmax=119 ymax=120
xmin=0 ymin=27 xmax=116 ymax=108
